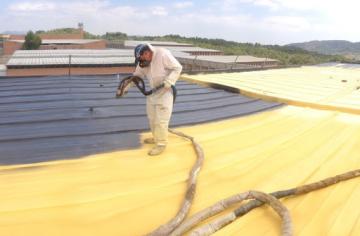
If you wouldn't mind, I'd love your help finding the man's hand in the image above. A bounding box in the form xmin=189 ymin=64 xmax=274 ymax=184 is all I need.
xmin=164 ymin=80 xmax=172 ymax=89
xmin=160 ymin=80 xmax=172 ymax=95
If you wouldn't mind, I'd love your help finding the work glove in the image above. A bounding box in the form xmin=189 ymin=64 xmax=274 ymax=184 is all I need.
xmin=164 ymin=80 xmax=172 ymax=89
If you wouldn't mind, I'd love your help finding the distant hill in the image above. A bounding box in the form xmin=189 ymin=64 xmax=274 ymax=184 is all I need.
xmin=288 ymin=40 xmax=360 ymax=60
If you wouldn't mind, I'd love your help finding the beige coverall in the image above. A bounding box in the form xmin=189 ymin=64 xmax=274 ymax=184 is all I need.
xmin=133 ymin=44 xmax=182 ymax=146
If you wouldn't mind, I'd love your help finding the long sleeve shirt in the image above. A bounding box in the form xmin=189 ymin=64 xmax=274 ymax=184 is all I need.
xmin=133 ymin=44 xmax=182 ymax=89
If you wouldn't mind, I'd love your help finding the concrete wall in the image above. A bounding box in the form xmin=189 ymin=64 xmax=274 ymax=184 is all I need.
xmin=6 ymin=66 xmax=135 ymax=77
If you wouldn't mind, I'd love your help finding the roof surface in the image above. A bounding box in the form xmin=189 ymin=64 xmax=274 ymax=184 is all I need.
xmin=7 ymin=50 xmax=134 ymax=66
xmin=7 ymin=49 xmax=275 ymax=67
xmin=0 ymin=105 xmax=359 ymax=236
xmin=184 ymin=64 xmax=360 ymax=113
xmin=7 ymin=56 xmax=134 ymax=66
xmin=164 ymin=46 xmax=222 ymax=52
xmin=1 ymin=66 xmax=360 ymax=236
xmin=11 ymin=49 xmax=133 ymax=56
xmin=0 ymin=75 xmax=280 ymax=165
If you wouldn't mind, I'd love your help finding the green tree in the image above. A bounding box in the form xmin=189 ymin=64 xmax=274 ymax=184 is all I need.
xmin=102 ymin=32 xmax=127 ymax=41
xmin=22 ymin=31 xmax=42 ymax=50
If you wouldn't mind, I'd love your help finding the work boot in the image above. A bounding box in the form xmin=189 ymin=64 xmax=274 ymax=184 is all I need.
xmin=144 ymin=137 xmax=155 ymax=144
xmin=148 ymin=145 xmax=166 ymax=156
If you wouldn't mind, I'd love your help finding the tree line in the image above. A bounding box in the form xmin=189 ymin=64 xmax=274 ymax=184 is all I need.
xmin=23 ymin=29 xmax=356 ymax=65
xmin=128 ymin=34 xmax=353 ymax=65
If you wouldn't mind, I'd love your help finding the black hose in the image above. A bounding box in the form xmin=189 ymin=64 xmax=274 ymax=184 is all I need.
xmin=116 ymin=75 xmax=177 ymax=103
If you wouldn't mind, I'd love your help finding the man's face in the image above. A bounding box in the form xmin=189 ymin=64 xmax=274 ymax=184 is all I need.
xmin=140 ymin=50 xmax=152 ymax=62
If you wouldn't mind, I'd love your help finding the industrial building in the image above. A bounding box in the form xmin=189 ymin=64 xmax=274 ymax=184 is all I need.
xmin=4 ymin=39 xmax=106 ymax=55
xmin=124 ymin=40 xmax=224 ymax=56
xmin=4 ymin=39 xmax=279 ymax=76
xmin=124 ymin=40 xmax=193 ymax=48
xmin=107 ymin=40 xmax=278 ymax=69
xmin=2 ymin=23 xmax=106 ymax=55
xmin=176 ymin=54 xmax=279 ymax=71
xmin=6 ymin=49 xmax=134 ymax=77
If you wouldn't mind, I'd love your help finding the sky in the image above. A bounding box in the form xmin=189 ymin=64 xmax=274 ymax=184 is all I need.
xmin=1 ymin=0 xmax=360 ymax=45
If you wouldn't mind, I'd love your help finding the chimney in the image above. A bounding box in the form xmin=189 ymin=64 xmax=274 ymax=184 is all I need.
xmin=78 ymin=22 xmax=84 ymax=39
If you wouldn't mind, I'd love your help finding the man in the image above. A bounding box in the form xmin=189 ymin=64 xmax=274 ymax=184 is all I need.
xmin=133 ymin=43 xmax=182 ymax=156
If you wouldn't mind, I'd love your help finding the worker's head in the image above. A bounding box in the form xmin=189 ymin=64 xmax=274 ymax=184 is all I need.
xmin=134 ymin=44 xmax=153 ymax=68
